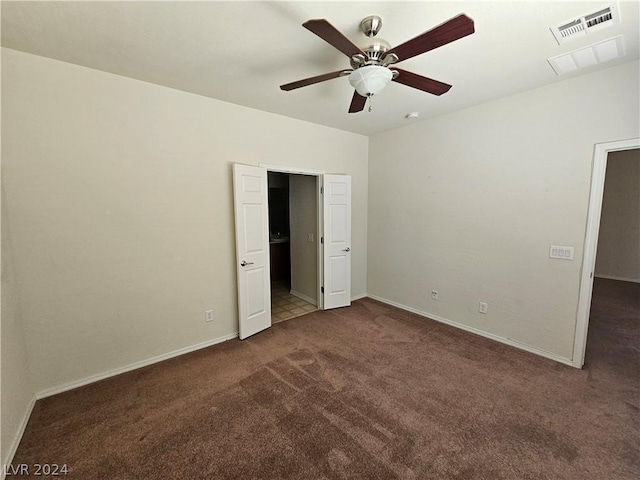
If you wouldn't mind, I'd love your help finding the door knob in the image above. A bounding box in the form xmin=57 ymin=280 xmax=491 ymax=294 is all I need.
xmin=342 ymin=247 xmax=351 ymax=252
xmin=240 ymin=260 xmax=254 ymax=267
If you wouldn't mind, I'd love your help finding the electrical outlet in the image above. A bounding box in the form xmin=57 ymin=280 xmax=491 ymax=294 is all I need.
xmin=307 ymin=233 xmax=314 ymax=242
xmin=205 ymin=310 xmax=214 ymax=322
xmin=478 ymin=302 xmax=488 ymax=314
xmin=431 ymin=290 xmax=439 ymax=300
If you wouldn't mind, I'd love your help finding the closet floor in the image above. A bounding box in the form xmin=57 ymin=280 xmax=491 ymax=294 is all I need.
xmin=271 ymin=282 xmax=317 ymax=323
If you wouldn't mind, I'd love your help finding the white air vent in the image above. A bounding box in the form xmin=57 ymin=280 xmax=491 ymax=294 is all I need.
xmin=551 ymin=3 xmax=620 ymax=44
xmin=548 ymin=35 xmax=625 ymax=75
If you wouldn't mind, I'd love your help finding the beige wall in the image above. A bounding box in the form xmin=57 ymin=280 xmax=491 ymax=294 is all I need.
xmin=1 ymin=48 xmax=368 ymax=394
xmin=289 ymin=174 xmax=318 ymax=303
xmin=367 ymin=60 xmax=639 ymax=362
xmin=1 ymin=189 xmax=35 ymax=466
xmin=594 ymin=149 xmax=640 ymax=282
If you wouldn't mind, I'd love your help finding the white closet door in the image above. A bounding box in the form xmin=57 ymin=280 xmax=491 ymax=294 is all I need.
xmin=322 ymin=174 xmax=351 ymax=309
xmin=233 ymin=164 xmax=271 ymax=339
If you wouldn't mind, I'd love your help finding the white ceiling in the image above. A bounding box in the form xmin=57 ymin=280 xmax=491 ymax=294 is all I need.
xmin=2 ymin=1 xmax=639 ymax=136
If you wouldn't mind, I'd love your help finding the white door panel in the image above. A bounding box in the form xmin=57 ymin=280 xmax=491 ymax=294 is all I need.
xmin=329 ymin=255 xmax=348 ymax=292
xmin=323 ymin=174 xmax=352 ymax=309
xmin=233 ymin=164 xmax=271 ymax=339
xmin=243 ymin=204 xmax=265 ymax=252
xmin=246 ymin=267 xmax=268 ymax=317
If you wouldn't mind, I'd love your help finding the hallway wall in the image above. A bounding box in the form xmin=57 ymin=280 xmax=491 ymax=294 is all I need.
xmin=595 ymin=148 xmax=640 ymax=283
xmin=289 ymin=175 xmax=318 ymax=304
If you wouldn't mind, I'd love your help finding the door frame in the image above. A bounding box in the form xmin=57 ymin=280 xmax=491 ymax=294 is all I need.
xmin=260 ymin=163 xmax=325 ymax=310
xmin=573 ymin=137 xmax=640 ymax=368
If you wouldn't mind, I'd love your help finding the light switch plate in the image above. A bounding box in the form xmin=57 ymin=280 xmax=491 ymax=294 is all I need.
xmin=550 ymin=245 xmax=574 ymax=260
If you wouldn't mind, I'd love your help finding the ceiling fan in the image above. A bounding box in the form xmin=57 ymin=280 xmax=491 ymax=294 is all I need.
xmin=280 ymin=14 xmax=475 ymax=113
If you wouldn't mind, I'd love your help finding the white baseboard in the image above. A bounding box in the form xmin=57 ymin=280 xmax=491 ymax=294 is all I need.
xmin=351 ymin=293 xmax=367 ymax=301
xmin=36 ymin=332 xmax=239 ymax=400
xmin=594 ymin=274 xmax=640 ymax=284
xmin=2 ymin=393 xmax=37 ymax=480
xmin=367 ymin=294 xmax=574 ymax=367
xmin=289 ymin=290 xmax=317 ymax=306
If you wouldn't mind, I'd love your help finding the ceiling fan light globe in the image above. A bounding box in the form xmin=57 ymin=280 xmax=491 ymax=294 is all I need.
xmin=348 ymin=65 xmax=392 ymax=97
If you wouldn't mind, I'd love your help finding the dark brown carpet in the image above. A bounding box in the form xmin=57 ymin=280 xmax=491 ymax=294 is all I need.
xmin=11 ymin=280 xmax=639 ymax=479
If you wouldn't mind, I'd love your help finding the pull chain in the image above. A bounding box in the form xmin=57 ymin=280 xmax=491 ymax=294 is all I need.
xmin=368 ymin=94 xmax=373 ymax=112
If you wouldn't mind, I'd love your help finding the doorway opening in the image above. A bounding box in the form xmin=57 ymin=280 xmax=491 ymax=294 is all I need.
xmin=574 ymin=139 xmax=640 ymax=367
xmin=583 ymin=147 xmax=639 ymax=373
xmin=267 ymin=171 xmax=319 ymax=323
xmin=234 ymin=162 xmax=351 ymax=339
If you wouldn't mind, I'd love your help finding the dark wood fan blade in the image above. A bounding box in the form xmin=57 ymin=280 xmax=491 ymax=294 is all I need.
xmin=348 ymin=91 xmax=367 ymax=113
xmin=392 ymin=68 xmax=452 ymax=95
xmin=280 ymin=70 xmax=350 ymax=91
xmin=386 ymin=14 xmax=474 ymax=63
xmin=303 ymin=19 xmax=367 ymax=58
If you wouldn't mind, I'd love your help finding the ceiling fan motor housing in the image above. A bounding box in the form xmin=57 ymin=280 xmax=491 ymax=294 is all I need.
xmin=363 ymin=38 xmax=391 ymax=62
